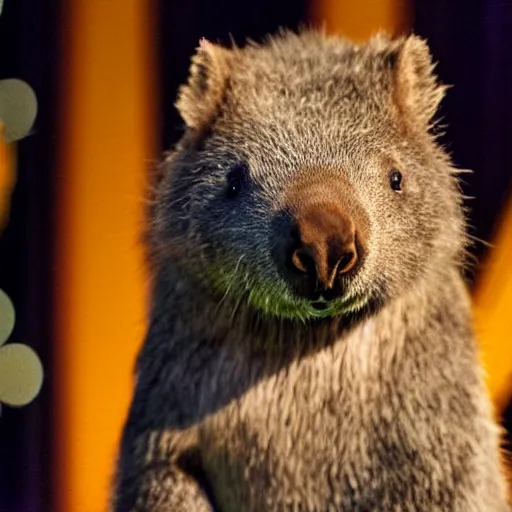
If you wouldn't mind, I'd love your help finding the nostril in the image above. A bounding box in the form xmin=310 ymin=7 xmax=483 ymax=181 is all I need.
xmin=291 ymin=246 xmax=316 ymax=275
xmin=337 ymin=244 xmax=358 ymax=274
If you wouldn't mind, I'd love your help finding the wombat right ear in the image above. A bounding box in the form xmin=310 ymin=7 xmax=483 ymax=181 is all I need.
xmin=176 ymin=39 xmax=232 ymax=130
xmin=393 ymin=35 xmax=447 ymax=129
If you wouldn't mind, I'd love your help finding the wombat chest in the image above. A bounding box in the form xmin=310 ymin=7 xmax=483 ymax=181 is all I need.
xmin=196 ymin=325 xmax=463 ymax=512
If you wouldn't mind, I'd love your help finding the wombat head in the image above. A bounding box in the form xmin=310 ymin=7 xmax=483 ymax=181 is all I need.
xmin=150 ymin=30 xmax=466 ymax=321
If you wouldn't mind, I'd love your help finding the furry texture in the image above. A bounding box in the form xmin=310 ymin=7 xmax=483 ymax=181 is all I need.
xmin=112 ymin=30 xmax=511 ymax=511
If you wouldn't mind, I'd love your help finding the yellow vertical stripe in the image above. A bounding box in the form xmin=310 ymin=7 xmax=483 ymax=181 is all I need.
xmin=55 ymin=1 xmax=156 ymax=511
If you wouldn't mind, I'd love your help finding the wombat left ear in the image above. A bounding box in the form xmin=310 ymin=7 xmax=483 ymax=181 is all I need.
xmin=393 ymin=35 xmax=447 ymax=129
xmin=176 ymin=39 xmax=232 ymax=130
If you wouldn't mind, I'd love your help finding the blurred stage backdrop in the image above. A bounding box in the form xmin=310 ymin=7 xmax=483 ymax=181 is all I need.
xmin=0 ymin=0 xmax=511 ymax=510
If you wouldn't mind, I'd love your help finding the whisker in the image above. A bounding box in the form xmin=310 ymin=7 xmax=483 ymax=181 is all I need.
xmin=215 ymin=255 xmax=245 ymax=314
xmin=466 ymin=233 xmax=493 ymax=249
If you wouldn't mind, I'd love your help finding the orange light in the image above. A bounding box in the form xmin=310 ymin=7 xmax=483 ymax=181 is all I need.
xmin=0 ymin=122 xmax=15 ymax=232
xmin=55 ymin=1 xmax=157 ymax=510
xmin=311 ymin=0 xmax=411 ymax=41
xmin=474 ymin=202 xmax=512 ymax=412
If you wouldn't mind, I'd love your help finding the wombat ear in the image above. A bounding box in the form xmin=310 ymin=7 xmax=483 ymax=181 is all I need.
xmin=176 ymin=39 xmax=232 ymax=130
xmin=393 ymin=35 xmax=447 ymax=128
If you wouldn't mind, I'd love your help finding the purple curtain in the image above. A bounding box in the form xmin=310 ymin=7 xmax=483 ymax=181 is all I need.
xmin=413 ymin=0 xmax=512 ymax=278
xmin=0 ymin=0 xmax=61 ymax=511
xmin=413 ymin=0 xmax=512 ymax=433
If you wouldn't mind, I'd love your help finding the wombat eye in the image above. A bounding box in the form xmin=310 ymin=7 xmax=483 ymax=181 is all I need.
xmin=226 ymin=163 xmax=248 ymax=198
xmin=389 ymin=169 xmax=403 ymax=192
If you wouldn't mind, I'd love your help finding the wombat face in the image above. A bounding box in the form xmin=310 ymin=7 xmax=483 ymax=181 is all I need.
xmin=152 ymin=31 xmax=466 ymax=321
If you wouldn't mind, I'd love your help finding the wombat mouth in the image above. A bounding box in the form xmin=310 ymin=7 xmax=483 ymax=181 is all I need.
xmin=308 ymin=283 xmax=342 ymax=309
xmin=310 ymin=300 xmax=329 ymax=311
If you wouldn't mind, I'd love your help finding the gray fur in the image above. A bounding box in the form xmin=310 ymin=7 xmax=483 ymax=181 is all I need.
xmin=111 ymin=30 xmax=511 ymax=511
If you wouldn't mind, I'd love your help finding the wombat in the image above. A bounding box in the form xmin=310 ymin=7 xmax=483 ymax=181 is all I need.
xmin=111 ymin=30 xmax=511 ymax=511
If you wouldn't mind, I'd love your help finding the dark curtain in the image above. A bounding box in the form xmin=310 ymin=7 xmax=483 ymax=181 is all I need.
xmin=157 ymin=0 xmax=309 ymax=150
xmin=413 ymin=0 xmax=512 ymax=279
xmin=0 ymin=0 xmax=61 ymax=511
xmin=413 ymin=0 xmax=512 ymax=435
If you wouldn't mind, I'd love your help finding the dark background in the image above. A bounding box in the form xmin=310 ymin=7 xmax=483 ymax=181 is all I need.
xmin=0 ymin=0 xmax=511 ymax=509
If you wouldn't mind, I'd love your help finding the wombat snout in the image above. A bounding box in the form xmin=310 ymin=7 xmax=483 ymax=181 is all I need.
xmin=287 ymin=202 xmax=362 ymax=301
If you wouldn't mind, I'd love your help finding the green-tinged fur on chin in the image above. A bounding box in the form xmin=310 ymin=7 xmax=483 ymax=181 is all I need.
xmin=205 ymin=260 xmax=368 ymax=321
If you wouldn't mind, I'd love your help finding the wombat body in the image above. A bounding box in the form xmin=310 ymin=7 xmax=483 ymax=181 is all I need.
xmin=112 ymin=30 xmax=511 ymax=511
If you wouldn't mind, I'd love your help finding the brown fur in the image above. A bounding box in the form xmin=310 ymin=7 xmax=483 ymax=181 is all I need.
xmin=111 ymin=29 xmax=511 ymax=511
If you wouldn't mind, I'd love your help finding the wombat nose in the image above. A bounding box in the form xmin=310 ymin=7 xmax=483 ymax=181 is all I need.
xmin=290 ymin=205 xmax=358 ymax=291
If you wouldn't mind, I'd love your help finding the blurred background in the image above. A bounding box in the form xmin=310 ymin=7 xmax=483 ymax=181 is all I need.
xmin=0 ymin=0 xmax=511 ymax=510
